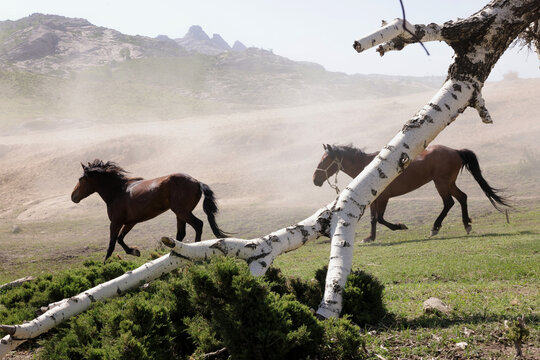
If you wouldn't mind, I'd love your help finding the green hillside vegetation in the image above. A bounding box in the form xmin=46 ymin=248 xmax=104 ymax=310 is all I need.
xmin=1 ymin=209 xmax=538 ymax=359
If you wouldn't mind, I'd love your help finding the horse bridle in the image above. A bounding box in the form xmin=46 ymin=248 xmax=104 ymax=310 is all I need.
xmin=316 ymin=156 xmax=343 ymax=194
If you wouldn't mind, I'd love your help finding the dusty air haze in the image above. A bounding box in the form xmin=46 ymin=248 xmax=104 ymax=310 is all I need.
xmin=0 ymin=9 xmax=539 ymax=279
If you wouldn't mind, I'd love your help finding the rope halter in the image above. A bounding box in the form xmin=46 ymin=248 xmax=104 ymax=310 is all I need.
xmin=316 ymin=156 xmax=343 ymax=194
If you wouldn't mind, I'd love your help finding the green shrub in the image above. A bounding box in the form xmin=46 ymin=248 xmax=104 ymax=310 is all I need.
xmin=319 ymin=316 xmax=367 ymax=360
xmin=188 ymin=257 xmax=324 ymax=360
xmin=314 ymin=266 xmax=387 ymax=326
xmin=2 ymin=256 xmax=382 ymax=359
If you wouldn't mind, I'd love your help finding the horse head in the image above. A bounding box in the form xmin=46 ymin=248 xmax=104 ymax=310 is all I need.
xmin=71 ymin=163 xmax=97 ymax=203
xmin=313 ymin=144 xmax=342 ymax=187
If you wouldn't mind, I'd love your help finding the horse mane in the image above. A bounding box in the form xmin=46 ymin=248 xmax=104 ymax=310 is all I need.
xmin=84 ymin=159 xmax=140 ymax=189
xmin=330 ymin=144 xmax=370 ymax=159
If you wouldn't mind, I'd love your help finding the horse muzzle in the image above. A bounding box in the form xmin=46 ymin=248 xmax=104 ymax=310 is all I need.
xmin=71 ymin=192 xmax=81 ymax=203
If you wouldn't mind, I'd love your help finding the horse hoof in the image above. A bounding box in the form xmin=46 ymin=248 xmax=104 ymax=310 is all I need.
xmin=465 ymin=225 xmax=472 ymax=234
xmin=398 ymin=223 xmax=408 ymax=230
xmin=131 ymin=247 xmax=141 ymax=257
xmin=430 ymin=229 xmax=439 ymax=237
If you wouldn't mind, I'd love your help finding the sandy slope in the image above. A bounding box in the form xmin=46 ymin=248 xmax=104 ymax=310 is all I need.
xmin=1 ymin=79 xmax=539 ymax=219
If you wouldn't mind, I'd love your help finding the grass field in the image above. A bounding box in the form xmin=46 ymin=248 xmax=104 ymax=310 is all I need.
xmin=274 ymin=206 xmax=540 ymax=359
xmin=1 ymin=202 xmax=538 ymax=359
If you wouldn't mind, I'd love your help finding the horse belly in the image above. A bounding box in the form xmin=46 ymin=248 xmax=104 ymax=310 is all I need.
xmin=126 ymin=185 xmax=171 ymax=222
xmin=386 ymin=170 xmax=431 ymax=198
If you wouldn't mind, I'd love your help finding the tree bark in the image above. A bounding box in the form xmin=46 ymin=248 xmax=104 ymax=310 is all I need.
xmin=1 ymin=0 xmax=538 ymax=357
xmin=0 ymin=277 xmax=35 ymax=291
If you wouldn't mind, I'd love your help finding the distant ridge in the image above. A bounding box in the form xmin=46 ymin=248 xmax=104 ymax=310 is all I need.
xmin=0 ymin=13 xmax=443 ymax=111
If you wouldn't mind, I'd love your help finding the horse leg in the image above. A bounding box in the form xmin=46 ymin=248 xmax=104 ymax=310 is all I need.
xmin=363 ymin=205 xmax=378 ymax=243
xmin=176 ymin=217 xmax=187 ymax=241
xmin=450 ymin=184 xmax=472 ymax=234
xmin=431 ymin=182 xmax=455 ymax=236
xmin=116 ymin=223 xmax=140 ymax=257
xmin=186 ymin=213 xmax=204 ymax=242
xmin=105 ymin=222 xmax=122 ymax=263
xmin=376 ymin=197 xmax=408 ymax=231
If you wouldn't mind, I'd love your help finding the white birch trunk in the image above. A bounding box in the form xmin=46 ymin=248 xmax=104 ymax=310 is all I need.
xmin=1 ymin=0 xmax=538 ymax=357
xmin=317 ymin=79 xmax=473 ymax=318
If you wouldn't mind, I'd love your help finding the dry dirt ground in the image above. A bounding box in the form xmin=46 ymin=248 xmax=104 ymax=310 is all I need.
xmin=0 ymin=78 xmax=539 ymax=280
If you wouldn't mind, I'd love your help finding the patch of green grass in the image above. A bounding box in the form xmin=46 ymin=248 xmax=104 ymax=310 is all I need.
xmin=1 ymin=206 xmax=538 ymax=358
xmin=273 ymin=207 xmax=539 ymax=359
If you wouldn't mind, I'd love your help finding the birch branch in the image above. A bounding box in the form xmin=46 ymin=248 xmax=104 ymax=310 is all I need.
xmin=0 ymin=206 xmax=334 ymax=358
xmin=352 ymin=18 xmax=444 ymax=56
xmin=0 ymin=277 xmax=35 ymax=291
xmin=161 ymin=207 xmax=333 ymax=276
xmin=0 ymin=253 xmax=187 ymax=357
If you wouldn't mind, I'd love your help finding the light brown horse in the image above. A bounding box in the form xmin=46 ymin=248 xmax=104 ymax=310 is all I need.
xmin=71 ymin=160 xmax=230 ymax=261
xmin=313 ymin=144 xmax=508 ymax=242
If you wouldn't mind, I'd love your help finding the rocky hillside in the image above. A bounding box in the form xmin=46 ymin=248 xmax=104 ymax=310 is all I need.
xmin=0 ymin=14 xmax=444 ymax=125
xmin=0 ymin=14 xmax=247 ymax=74
xmin=175 ymin=25 xmax=247 ymax=55
xmin=0 ymin=14 xmax=188 ymax=73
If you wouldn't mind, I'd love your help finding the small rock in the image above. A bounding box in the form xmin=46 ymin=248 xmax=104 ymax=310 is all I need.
xmin=510 ymin=298 xmax=520 ymax=306
xmin=463 ymin=327 xmax=475 ymax=337
xmin=12 ymin=225 xmax=21 ymax=234
xmin=456 ymin=341 xmax=468 ymax=350
xmin=423 ymin=297 xmax=451 ymax=315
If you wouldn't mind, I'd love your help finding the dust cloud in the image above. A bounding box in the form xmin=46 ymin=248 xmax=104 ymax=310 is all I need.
xmin=1 ymin=78 xmax=539 ymax=255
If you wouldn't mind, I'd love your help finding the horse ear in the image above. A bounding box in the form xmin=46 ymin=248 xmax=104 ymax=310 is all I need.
xmin=326 ymin=144 xmax=333 ymax=153
xmin=323 ymin=144 xmax=327 ymax=150
xmin=81 ymin=162 xmax=86 ymax=171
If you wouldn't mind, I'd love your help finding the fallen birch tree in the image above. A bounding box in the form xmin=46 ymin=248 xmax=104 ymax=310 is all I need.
xmin=1 ymin=0 xmax=539 ymax=357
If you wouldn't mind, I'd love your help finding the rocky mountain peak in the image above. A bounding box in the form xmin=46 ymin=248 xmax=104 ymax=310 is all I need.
xmin=232 ymin=40 xmax=247 ymax=52
xmin=184 ymin=25 xmax=210 ymax=41
xmin=210 ymin=33 xmax=231 ymax=51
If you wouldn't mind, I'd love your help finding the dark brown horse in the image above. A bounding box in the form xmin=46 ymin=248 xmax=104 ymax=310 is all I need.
xmin=71 ymin=160 xmax=229 ymax=261
xmin=313 ymin=144 xmax=508 ymax=242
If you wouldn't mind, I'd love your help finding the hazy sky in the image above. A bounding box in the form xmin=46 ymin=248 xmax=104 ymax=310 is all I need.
xmin=2 ymin=0 xmax=538 ymax=80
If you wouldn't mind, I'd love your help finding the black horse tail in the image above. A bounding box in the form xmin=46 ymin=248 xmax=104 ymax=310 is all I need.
xmin=458 ymin=149 xmax=510 ymax=212
xmin=200 ymin=183 xmax=231 ymax=238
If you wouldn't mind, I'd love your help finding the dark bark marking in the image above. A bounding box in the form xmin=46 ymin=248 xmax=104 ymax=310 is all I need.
xmin=384 ymin=145 xmax=396 ymax=151
xmin=247 ymin=251 xmax=271 ymax=264
xmin=403 ymin=143 xmax=410 ymax=149
xmin=371 ymin=189 xmax=377 ymax=196
xmin=430 ymin=103 xmax=442 ymax=111
xmin=209 ymin=240 xmax=227 ymax=255
xmin=377 ymin=168 xmax=387 ymax=178
xmin=398 ymin=152 xmax=410 ymax=172
xmin=332 ymin=280 xmax=343 ymax=294
xmin=451 ymin=93 xmax=458 ymax=100
xmin=444 ymin=103 xmax=450 ymax=110
xmin=170 ymin=251 xmax=191 ymax=261
xmin=244 ymin=242 xmax=257 ymax=249
xmin=453 ymin=83 xmax=462 ymax=92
